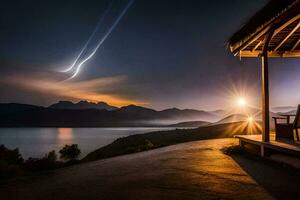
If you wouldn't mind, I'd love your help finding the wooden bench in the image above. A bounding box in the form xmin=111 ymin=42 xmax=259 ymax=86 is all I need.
xmin=235 ymin=135 xmax=300 ymax=157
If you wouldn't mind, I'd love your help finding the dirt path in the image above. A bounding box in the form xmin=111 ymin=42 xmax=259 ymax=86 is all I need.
xmin=1 ymin=138 xmax=296 ymax=200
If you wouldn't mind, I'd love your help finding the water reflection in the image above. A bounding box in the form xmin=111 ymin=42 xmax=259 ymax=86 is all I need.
xmin=0 ymin=127 xmax=175 ymax=158
xmin=57 ymin=128 xmax=73 ymax=145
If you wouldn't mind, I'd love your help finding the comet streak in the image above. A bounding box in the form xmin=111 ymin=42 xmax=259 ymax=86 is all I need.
xmin=62 ymin=1 xmax=113 ymax=73
xmin=67 ymin=0 xmax=135 ymax=79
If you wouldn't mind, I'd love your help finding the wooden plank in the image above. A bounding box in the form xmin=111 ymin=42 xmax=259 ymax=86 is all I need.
xmin=235 ymin=135 xmax=300 ymax=157
xmin=292 ymin=38 xmax=300 ymax=50
xmin=239 ymin=50 xmax=300 ymax=57
xmin=252 ymin=41 xmax=262 ymax=51
xmin=235 ymin=135 xmax=264 ymax=145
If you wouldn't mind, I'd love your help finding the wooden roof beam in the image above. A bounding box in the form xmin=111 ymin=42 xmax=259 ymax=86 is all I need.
xmin=292 ymin=38 xmax=300 ymax=50
xmin=231 ymin=13 xmax=300 ymax=56
xmin=239 ymin=50 xmax=300 ymax=57
xmin=232 ymin=25 xmax=271 ymax=56
xmin=274 ymin=21 xmax=300 ymax=51
xmin=272 ymin=14 xmax=300 ymax=37
xmin=252 ymin=41 xmax=262 ymax=51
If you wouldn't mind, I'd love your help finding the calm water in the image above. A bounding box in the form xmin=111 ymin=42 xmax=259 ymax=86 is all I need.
xmin=0 ymin=127 xmax=177 ymax=159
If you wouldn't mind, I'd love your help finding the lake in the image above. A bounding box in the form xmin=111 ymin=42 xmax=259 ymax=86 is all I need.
xmin=0 ymin=127 xmax=178 ymax=159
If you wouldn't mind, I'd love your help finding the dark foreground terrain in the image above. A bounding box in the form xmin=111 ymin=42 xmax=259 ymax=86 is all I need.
xmin=2 ymin=138 xmax=300 ymax=200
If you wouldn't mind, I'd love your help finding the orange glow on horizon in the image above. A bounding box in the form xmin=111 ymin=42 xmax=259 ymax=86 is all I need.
xmin=1 ymin=74 xmax=147 ymax=107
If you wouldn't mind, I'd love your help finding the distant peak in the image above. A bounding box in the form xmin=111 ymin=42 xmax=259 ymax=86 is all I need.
xmin=77 ymin=100 xmax=91 ymax=104
xmin=162 ymin=108 xmax=181 ymax=112
xmin=58 ymin=100 xmax=73 ymax=103
xmin=120 ymin=105 xmax=138 ymax=109
xmin=49 ymin=100 xmax=117 ymax=110
xmin=97 ymin=101 xmax=112 ymax=106
xmin=119 ymin=104 xmax=156 ymax=112
xmin=126 ymin=104 xmax=137 ymax=107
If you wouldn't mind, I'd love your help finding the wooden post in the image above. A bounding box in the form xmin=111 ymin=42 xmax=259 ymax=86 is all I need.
xmin=261 ymin=30 xmax=274 ymax=142
xmin=260 ymin=145 xmax=265 ymax=157
xmin=261 ymin=53 xmax=270 ymax=142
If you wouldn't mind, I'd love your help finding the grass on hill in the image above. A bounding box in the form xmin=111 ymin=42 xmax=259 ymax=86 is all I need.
xmin=83 ymin=121 xmax=258 ymax=161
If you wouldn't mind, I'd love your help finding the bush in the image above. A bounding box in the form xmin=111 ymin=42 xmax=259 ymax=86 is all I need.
xmin=24 ymin=150 xmax=59 ymax=171
xmin=0 ymin=145 xmax=24 ymax=178
xmin=142 ymin=139 xmax=154 ymax=150
xmin=59 ymin=144 xmax=81 ymax=161
xmin=0 ymin=145 xmax=24 ymax=165
xmin=45 ymin=150 xmax=57 ymax=162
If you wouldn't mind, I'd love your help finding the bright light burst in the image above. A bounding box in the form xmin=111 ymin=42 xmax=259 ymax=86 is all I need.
xmin=237 ymin=97 xmax=247 ymax=107
xmin=246 ymin=115 xmax=261 ymax=134
xmin=220 ymin=76 xmax=261 ymax=112
xmin=217 ymin=79 xmax=263 ymax=135
xmin=247 ymin=116 xmax=253 ymax=122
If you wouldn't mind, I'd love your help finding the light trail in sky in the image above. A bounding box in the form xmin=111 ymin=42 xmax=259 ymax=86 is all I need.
xmin=67 ymin=0 xmax=135 ymax=80
xmin=62 ymin=1 xmax=113 ymax=73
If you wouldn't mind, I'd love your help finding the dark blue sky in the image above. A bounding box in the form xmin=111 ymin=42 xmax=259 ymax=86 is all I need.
xmin=0 ymin=0 xmax=299 ymax=110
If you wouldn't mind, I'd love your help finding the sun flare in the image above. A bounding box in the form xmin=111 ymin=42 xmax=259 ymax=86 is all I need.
xmin=237 ymin=97 xmax=247 ymax=107
xmin=247 ymin=116 xmax=253 ymax=122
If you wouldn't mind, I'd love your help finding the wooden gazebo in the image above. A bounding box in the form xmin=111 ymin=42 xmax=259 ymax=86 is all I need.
xmin=229 ymin=0 xmax=300 ymax=145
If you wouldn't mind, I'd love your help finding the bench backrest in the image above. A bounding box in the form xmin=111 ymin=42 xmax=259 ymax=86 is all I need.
xmin=293 ymin=105 xmax=300 ymax=129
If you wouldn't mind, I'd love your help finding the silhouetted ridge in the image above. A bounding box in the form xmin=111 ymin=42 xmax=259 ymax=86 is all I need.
xmin=49 ymin=100 xmax=117 ymax=111
xmin=0 ymin=103 xmax=40 ymax=114
xmin=0 ymin=102 xmax=219 ymax=127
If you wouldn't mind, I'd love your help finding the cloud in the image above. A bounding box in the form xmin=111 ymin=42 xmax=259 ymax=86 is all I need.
xmin=0 ymin=71 xmax=146 ymax=107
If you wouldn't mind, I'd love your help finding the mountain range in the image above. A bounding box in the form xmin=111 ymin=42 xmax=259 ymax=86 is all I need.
xmin=49 ymin=100 xmax=118 ymax=111
xmin=0 ymin=101 xmax=220 ymax=127
xmin=0 ymin=101 xmax=294 ymax=127
xmin=271 ymin=106 xmax=297 ymax=113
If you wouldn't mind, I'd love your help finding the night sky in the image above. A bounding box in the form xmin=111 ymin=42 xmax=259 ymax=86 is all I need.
xmin=0 ymin=0 xmax=299 ymax=110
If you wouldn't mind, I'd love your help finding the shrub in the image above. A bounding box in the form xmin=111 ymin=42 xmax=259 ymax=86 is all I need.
xmin=59 ymin=144 xmax=81 ymax=161
xmin=138 ymin=139 xmax=155 ymax=151
xmin=143 ymin=139 xmax=154 ymax=149
xmin=24 ymin=150 xmax=59 ymax=171
xmin=0 ymin=145 xmax=24 ymax=165
xmin=0 ymin=145 xmax=24 ymax=178
xmin=45 ymin=150 xmax=57 ymax=162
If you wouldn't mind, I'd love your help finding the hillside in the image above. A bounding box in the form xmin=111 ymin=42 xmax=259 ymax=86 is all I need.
xmin=272 ymin=106 xmax=297 ymax=113
xmin=214 ymin=114 xmax=248 ymax=124
xmin=83 ymin=121 xmax=251 ymax=161
xmin=168 ymin=121 xmax=210 ymax=127
xmin=0 ymin=103 xmax=41 ymax=114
